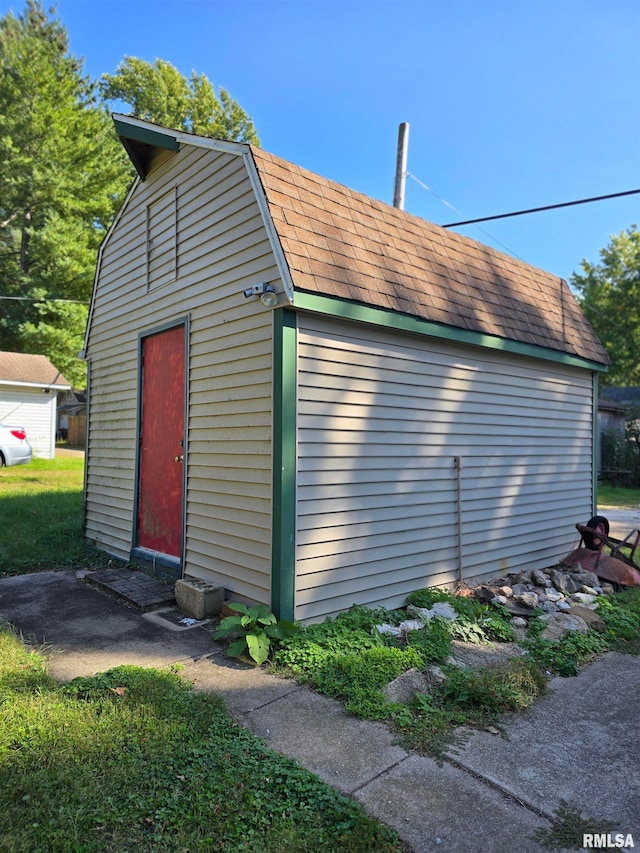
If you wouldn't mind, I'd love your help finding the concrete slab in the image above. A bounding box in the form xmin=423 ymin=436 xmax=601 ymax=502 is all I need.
xmin=449 ymin=652 xmax=640 ymax=838
xmin=237 ymin=686 xmax=408 ymax=794
xmin=356 ymin=754 xmax=549 ymax=853
xmin=182 ymin=654 xmax=304 ymax=716
xmin=0 ymin=571 xmax=215 ymax=680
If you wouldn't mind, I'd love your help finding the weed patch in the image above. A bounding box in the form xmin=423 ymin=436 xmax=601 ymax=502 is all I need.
xmin=532 ymin=800 xmax=617 ymax=850
xmin=596 ymin=587 xmax=640 ymax=654
xmin=270 ymin=584 xmax=640 ymax=760
xmin=272 ymin=596 xmax=547 ymax=759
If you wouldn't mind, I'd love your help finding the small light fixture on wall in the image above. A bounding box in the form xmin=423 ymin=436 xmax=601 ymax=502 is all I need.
xmin=242 ymin=282 xmax=278 ymax=309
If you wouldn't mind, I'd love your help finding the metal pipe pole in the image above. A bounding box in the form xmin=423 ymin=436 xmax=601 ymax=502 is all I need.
xmin=454 ymin=456 xmax=463 ymax=584
xmin=392 ymin=122 xmax=409 ymax=210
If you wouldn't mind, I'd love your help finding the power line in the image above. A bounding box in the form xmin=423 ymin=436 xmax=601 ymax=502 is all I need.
xmin=442 ymin=189 xmax=640 ymax=228
xmin=0 ymin=295 xmax=89 ymax=304
xmin=406 ymin=172 xmax=526 ymax=261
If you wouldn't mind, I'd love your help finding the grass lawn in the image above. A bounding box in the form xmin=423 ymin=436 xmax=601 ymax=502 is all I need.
xmin=597 ymin=482 xmax=640 ymax=509
xmin=0 ymin=456 xmax=114 ymax=576
xmin=0 ymin=625 xmax=401 ymax=852
xmin=0 ymin=458 xmax=402 ymax=850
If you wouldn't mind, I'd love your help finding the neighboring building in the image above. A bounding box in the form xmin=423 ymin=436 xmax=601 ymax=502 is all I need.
xmin=0 ymin=351 xmax=71 ymax=458
xmin=597 ymin=387 xmax=640 ymax=476
xmin=83 ymin=115 xmax=609 ymax=623
xmin=599 ymin=386 xmax=640 ymax=414
xmin=57 ymin=390 xmax=87 ymax=445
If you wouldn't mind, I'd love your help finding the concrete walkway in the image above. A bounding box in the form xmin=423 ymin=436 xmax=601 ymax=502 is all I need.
xmin=598 ymin=505 xmax=640 ymax=542
xmin=1 ymin=569 xmax=638 ymax=852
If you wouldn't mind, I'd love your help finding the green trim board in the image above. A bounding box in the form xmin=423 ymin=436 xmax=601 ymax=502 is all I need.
xmin=271 ymin=308 xmax=297 ymax=621
xmin=113 ymin=118 xmax=181 ymax=152
xmin=593 ymin=371 xmax=599 ymax=516
xmin=115 ymin=120 xmax=181 ymax=182
xmin=292 ymin=291 xmax=609 ymax=373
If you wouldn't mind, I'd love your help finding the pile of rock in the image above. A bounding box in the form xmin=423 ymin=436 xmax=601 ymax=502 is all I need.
xmin=470 ymin=564 xmax=610 ymax=638
xmin=382 ymin=564 xmax=614 ymax=704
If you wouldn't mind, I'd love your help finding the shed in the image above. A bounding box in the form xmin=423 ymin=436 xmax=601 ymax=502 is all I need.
xmin=0 ymin=351 xmax=71 ymax=458
xmin=83 ymin=115 xmax=609 ymax=623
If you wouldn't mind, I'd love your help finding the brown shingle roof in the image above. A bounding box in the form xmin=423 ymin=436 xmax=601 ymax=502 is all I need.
xmin=0 ymin=351 xmax=71 ymax=388
xmin=251 ymin=147 xmax=609 ymax=365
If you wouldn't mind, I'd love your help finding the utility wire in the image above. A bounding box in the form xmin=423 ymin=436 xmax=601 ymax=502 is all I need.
xmin=0 ymin=295 xmax=89 ymax=304
xmin=407 ymin=172 xmax=526 ymax=261
xmin=442 ymin=189 xmax=640 ymax=228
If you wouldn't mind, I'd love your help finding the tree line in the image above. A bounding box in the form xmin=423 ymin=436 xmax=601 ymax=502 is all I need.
xmin=0 ymin=0 xmax=258 ymax=386
xmin=0 ymin=2 xmax=636 ymax=389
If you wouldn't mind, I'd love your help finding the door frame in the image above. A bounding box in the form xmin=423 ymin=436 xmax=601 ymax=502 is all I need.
xmin=130 ymin=316 xmax=190 ymax=581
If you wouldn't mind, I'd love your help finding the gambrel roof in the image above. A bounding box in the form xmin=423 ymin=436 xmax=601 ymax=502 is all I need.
xmin=250 ymin=147 xmax=608 ymax=366
xmin=110 ymin=115 xmax=610 ymax=368
xmin=0 ymin=351 xmax=70 ymax=389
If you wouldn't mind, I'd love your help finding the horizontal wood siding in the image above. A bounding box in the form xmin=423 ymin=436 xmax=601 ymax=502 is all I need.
xmin=86 ymin=145 xmax=275 ymax=602
xmin=295 ymin=315 xmax=594 ymax=622
xmin=0 ymin=387 xmax=56 ymax=458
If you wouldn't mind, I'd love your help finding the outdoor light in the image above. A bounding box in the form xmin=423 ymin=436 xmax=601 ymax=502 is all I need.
xmin=259 ymin=285 xmax=278 ymax=309
xmin=242 ymin=282 xmax=278 ymax=308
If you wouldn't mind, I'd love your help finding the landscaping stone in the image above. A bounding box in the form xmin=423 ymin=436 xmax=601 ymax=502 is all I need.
xmin=510 ymin=583 xmax=530 ymax=596
xmin=570 ymin=592 xmax=597 ymax=606
xmin=570 ymin=570 xmax=600 ymax=588
xmin=569 ymin=605 xmax=606 ymax=633
xmin=491 ymin=595 xmax=508 ymax=606
xmin=474 ymin=585 xmax=495 ymax=603
xmin=581 ymin=585 xmax=599 ymax=596
xmin=511 ymin=617 xmax=527 ymax=628
xmin=407 ymin=602 xmax=457 ymax=622
xmin=541 ymin=589 xmax=564 ymax=603
xmin=531 ymin=570 xmax=549 ymax=587
xmin=448 ymin=640 xmax=525 ymax=670
xmin=549 ymin=570 xmax=578 ymax=595
xmin=497 ymin=585 xmax=513 ymax=598
xmin=503 ymin=600 xmax=535 ymax=616
xmin=601 ymin=583 xmax=616 ymax=595
xmin=514 ymin=591 xmax=538 ymax=609
xmin=383 ymin=668 xmax=435 ymax=703
xmin=539 ymin=612 xmax=589 ymax=641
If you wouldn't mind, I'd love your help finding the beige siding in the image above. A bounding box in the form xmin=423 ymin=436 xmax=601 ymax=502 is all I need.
xmin=86 ymin=144 xmax=275 ymax=603
xmin=295 ymin=315 xmax=594 ymax=622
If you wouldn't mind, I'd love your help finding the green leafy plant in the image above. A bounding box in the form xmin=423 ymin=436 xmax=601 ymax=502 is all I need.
xmin=214 ymin=603 xmax=297 ymax=665
xmin=273 ymin=605 xmax=391 ymax=677
xmin=596 ymin=588 xmax=640 ymax=653
xmin=406 ymin=588 xmax=517 ymax=644
xmin=523 ymin=620 xmax=609 ymax=676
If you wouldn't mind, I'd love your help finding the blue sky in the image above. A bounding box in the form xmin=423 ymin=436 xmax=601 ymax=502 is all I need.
xmin=3 ymin=0 xmax=639 ymax=282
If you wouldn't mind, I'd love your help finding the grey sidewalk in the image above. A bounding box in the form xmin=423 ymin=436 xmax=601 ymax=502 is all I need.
xmin=1 ymin=569 xmax=638 ymax=852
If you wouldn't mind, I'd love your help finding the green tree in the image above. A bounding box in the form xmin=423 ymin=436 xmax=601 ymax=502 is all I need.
xmin=101 ymin=57 xmax=260 ymax=144
xmin=0 ymin=1 xmax=130 ymax=387
xmin=571 ymin=226 xmax=640 ymax=387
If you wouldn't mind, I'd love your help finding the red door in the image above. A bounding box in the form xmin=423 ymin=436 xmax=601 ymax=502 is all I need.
xmin=137 ymin=325 xmax=185 ymax=558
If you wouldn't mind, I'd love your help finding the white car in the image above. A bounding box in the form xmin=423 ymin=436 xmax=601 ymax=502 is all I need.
xmin=0 ymin=424 xmax=33 ymax=467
